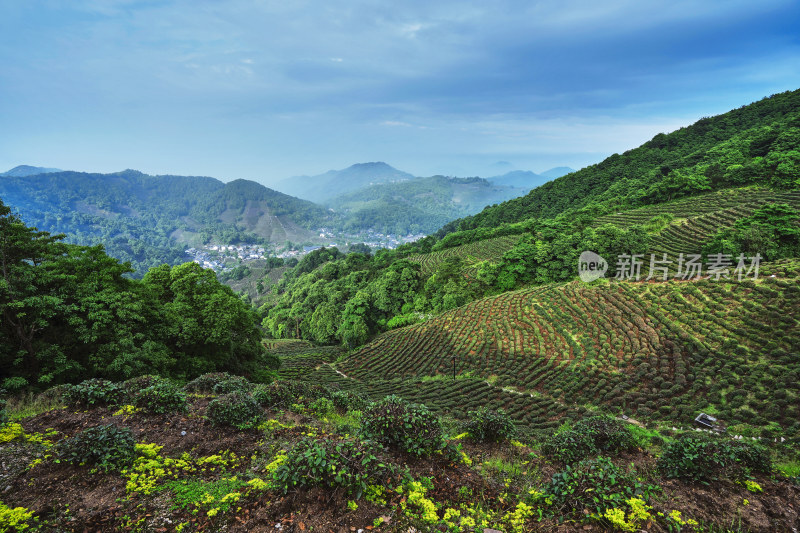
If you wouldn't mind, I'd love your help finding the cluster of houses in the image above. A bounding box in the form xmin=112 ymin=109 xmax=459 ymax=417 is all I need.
xmin=184 ymin=244 xmax=268 ymax=271
xmin=184 ymin=231 xmax=427 ymax=272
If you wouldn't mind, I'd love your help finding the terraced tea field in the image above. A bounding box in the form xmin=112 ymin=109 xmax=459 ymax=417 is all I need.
xmin=405 ymin=235 xmax=520 ymax=274
xmin=336 ymin=259 xmax=800 ymax=431
xmin=596 ymin=189 xmax=800 ymax=259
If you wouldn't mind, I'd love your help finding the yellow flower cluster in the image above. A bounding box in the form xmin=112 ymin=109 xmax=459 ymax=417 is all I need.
xmin=0 ymin=502 xmax=35 ymax=531
xmin=506 ymin=501 xmax=535 ymax=533
xmin=122 ymin=444 xmax=240 ymax=495
xmin=401 ymin=481 xmax=440 ymax=523
xmin=602 ymin=498 xmax=652 ymax=532
xmin=112 ymin=405 xmax=140 ymax=417
xmin=0 ymin=424 xmax=56 ymax=448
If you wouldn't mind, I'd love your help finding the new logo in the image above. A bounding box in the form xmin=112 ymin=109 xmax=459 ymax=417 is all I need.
xmin=578 ymin=251 xmax=608 ymax=282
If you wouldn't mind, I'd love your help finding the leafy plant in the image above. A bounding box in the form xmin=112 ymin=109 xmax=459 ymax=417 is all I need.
xmin=56 ymin=424 xmax=136 ymax=472
xmin=541 ymin=415 xmax=636 ymax=463
xmin=63 ymin=379 xmax=125 ymax=409
xmin=330 ymin=389 xmax=369 ymax=412
xmin=206 ymin=392 xmax=262 ymax=428
xmin=184 ymin=372 xmax=237 ymax=394
xmin=464 ymin=407 xmax=516 ymax=443
xmin=212 ymin=375 xmax=252 ymax=395
xmin=251 ymin=381 xmax=295 ymax=408
xmin=134 ymin=380 xmax=188 ymax=414
xmin=272 ymin=436 xmax=392 ymax=496
xmin=543 ymin=456 xmax=658 ymax=519
xmin=657 ymin=434 xmax=772 ymax=481
xmin=361 ymin=395 xmax=444 ymax=456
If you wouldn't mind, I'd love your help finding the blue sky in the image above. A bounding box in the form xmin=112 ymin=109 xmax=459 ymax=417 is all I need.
xmin=1 ymin=0 xmax=798 ymax=186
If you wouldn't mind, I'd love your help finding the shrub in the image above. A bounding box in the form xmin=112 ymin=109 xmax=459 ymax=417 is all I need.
xmin=464 ymin=407 xmax=516 ymax=443
xmin=63 ymin=379 xmax=125 ymax=408
xmin=134 ymin=380 xmax=188 ymax=414
xmin=310 ymin=397 xmax=334 ymax=416
xmin=56 ymin=424 xmax=136 ymax=472
xmin=184 ymin=372 xmax=236 ymax=393
xmin=361 ymin=395 xmax=444 ymax=456
xmin=330 ymin=390 xmax=370 ymax=412
xmin=657 ymin=434 xmax=772 ymax=481
xmin=252 ymin=382 xmax=295 ymax=408
xmin=121 ymin=374 xmax=162 ymax=395
xmin=207 ymin=392 xmax=262 ymax=428
xmin=543 ymin=456 xmax=657 ymax=518
xmin=542 ymin=415 xmax=636 ymax=463
xmin=212 ymin=375 xmax=252 ymax=395
xmin=272 ymin=436 xmax=391 ymax=496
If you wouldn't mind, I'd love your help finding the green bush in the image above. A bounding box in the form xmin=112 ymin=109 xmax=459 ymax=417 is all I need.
xmin=63 ymin=379 xmax=125 ymax=408
xmin=310 ymin=397 xmax=335 ymax=416
xmin=361 ymin=395 xmax=444 ymax=456
xmin=121 ymin=374 xmax=162 ymax=395
xmin=212 ymin=375 xmax=253 ymax=394
xmin=330 ymin=390 xmax=369 ymax=412
xmin=56 ymin=424 xmax=136 ymax=472
xmin=252 ymin=382 xmax=295 ymax=408
xmin=134 ymin=380 xmax=188 ymax=414
xmin=184 ymin=372 xmax=236 ymax=393
xmin=657 ymin=434 xmax=772 ymax=481
xmin=541 ymin=415 xmax=636 ymax=463
xmin=544 ymin=456 xmax=657 ymax=519
xmin=272 ymin=436 xmax=391 ymax=496
xmin=207 ymin=392 xmax=262 ymax=428
xmin=464 ymin=407 xmax=516 ymax=443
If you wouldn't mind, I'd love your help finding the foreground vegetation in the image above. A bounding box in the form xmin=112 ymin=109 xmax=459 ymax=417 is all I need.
xmin=1 ymin=370 xmax=798 ymax=532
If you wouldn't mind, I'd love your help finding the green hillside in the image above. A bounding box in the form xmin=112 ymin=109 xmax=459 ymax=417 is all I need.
xmin=438 ymin=88 xmax=800 ymax=236
xmin=0 ymin=170 xmax=337 ymax=275
xmin=328 ymin=175 xmax=527 ymax=234
xmin=260 ymin=89 xmax=800 ymax=439
xmin=333 ymin=260 xmax=800 ymax=432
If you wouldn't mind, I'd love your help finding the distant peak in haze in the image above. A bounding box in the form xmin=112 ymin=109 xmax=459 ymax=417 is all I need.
xmin=1 ymin=165 xmax=62 ymax=177
xmin=539 ymin=167 xmax=575 ymax=179
xmin=485 ymin=166 xmax=574 ymax=190
xmin=274 ymin=161 xmax=415 ymax=203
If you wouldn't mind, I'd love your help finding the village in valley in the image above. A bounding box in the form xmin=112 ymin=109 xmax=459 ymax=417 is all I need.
xmin=184 ymin=231 xmax=427 ymax=272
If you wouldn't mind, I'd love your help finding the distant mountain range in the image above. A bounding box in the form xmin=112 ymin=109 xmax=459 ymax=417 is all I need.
xmin=327 ymin=175 xmax=530 ymax=234
xmin=0 ymin=168 xmax=336 ymax=275
xmin=0 ymin=161 xmax=574 ymax=272
xmin=275 ymin=162 xmax=415 ymax=203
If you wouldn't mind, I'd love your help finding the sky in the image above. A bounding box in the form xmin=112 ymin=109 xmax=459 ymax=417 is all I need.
xmin=1 ymin=0 xmax=799 ymax=187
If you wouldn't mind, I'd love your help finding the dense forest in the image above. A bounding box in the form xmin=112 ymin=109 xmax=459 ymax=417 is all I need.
xmin=0 ymin=199 xmax=277 ymax=391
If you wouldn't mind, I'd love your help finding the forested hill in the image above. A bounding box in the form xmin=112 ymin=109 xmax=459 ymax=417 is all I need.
xmin=0 ymin=169 xmax=338 ymax=275
xmin=327 ymin=175 xmax=529 ymax=234
xmin=440 ymin=88 xmax=800 ymax=235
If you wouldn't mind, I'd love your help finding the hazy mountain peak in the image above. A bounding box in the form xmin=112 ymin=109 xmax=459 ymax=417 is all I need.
xmin=275 ymin=162 xmax=416 ymax=203
xmin=539 ymin=166 xmax=575 ymax=179
xmin=1 ymin=165 xmax=62 ymax=177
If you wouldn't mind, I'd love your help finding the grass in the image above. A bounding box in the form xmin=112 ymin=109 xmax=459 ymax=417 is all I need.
xmin=6 ymin=391 xmax=65 ymax=421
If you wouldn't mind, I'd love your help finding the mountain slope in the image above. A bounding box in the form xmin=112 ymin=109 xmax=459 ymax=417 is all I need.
xmin=445 ymin=89 xmax=800 ymax=234
xmin=275 ymin=162 xmax=415 ymax=203
xmin=0 ymin=165 xmax=62 ymax=177
xmin=328 ymin=175 xmax=528 ymax=234
xmin=0 ymin=170 xmax=336 ymax=275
